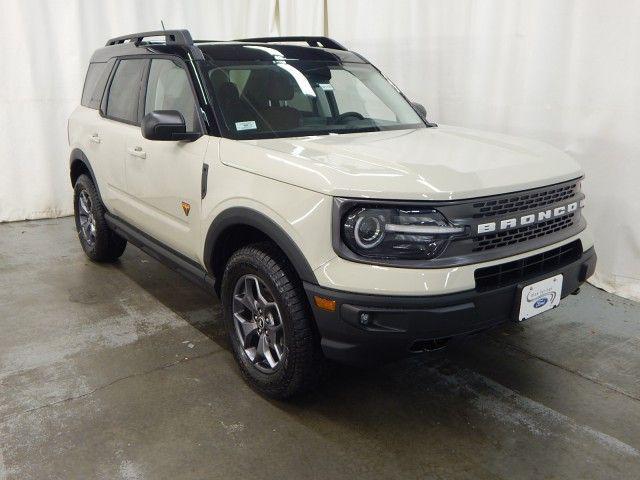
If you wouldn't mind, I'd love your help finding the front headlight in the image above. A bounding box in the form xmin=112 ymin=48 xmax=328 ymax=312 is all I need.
xmin=341 ymin=206 xmax=465 ymax=260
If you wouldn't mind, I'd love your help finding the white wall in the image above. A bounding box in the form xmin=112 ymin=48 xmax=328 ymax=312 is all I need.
xmin=1 ymin=0 xmax=638 ymax=301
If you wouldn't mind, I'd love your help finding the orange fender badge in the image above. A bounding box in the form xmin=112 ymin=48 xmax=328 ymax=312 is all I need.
xmin=181 ymin=201 xmax=191 ymax=216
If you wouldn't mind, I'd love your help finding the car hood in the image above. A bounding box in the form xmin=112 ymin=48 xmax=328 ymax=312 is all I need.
xmin=220 ymin=125 xmax=583 ymax=201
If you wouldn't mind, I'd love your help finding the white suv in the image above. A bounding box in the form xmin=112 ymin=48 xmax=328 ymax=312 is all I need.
xmin=68 ymin=30 xmax=597 ymax=398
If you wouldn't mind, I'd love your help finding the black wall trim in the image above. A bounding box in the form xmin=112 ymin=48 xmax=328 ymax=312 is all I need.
xmin=204 ymin=207 xmax=317 ymax=284
xmin=105 ymin=213 xmax=215 ymax=294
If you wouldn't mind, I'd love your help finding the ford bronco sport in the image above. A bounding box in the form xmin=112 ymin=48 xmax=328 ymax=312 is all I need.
xmin=68 ymin=30 xmax=597 ymax=398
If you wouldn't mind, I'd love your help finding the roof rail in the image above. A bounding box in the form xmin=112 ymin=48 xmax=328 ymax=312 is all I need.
xmin=233 ymin=36 xmax=347 ymax=51
xmin=106 ymin=29 xmax=194 ymax=47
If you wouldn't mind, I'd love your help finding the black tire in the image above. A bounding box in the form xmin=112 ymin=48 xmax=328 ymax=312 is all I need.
xmin=73 ymin=174 xmax=127 ymax=262
xmin=221 ymin=242 xmax=324 ymax=399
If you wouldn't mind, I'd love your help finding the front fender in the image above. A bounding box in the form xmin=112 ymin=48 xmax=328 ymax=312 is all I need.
xmin=203 ymin=207 xmax=318 ymax=284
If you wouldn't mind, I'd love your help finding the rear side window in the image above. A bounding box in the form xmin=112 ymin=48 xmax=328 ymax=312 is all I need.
xmin=81 ymin=62 xmax=111 ymax=109
xmin=105 ymin=59 xmax=147 ymax=123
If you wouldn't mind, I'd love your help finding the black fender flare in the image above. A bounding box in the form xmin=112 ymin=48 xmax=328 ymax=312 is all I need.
xmin=204 ymin=207 xmax=318 ymax=284
xmin=69 ymin=148 xmax=103 ymax=200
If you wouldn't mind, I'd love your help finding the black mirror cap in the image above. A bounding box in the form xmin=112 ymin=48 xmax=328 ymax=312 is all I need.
xmin=141 ymin=110 xmax=201 ymax=141
xmin=411 ymin=102 xmax=427 ymax=119
xmin=411 ymin=102 xmax=438 ymax=127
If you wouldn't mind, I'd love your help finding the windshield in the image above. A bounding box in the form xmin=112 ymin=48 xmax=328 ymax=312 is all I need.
xmin=203 ymin=59 xmax=425 ymax=139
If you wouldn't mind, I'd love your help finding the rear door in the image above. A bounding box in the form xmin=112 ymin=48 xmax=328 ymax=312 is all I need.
xmin=71 ymin=60 xmax=115 ymax=206
xmin=99 ymin=58 xmax=149 ymax=216
xmin=122 ymin=57 xmax=209 ymax=260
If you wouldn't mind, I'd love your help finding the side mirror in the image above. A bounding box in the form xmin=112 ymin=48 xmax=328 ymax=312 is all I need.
xmin=411 ymin=102 xmax=427 ymax=119
xmin=141 ymin=110 xmax=201 ymax=141
xmin=411 ymin=102 xmax=438 ymax=127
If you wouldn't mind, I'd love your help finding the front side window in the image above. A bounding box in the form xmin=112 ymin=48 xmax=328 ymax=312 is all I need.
xmin=204 ymin=58 xmax=424 ymax=139
xmin=145 ymin=59 xmax=199 ymax=131
xmin=105 ymin=59 xmax=146 ymax=123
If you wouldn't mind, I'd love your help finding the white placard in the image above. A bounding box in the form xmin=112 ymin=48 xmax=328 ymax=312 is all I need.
xmin=518 ymin=274 xmax=563 ymax=321
xmin=235 ymin=120 xmax=257 ymax=131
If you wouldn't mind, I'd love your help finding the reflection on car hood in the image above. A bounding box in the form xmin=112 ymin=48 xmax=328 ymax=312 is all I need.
xmin=220 ymin=125 xmax=584 ymax=201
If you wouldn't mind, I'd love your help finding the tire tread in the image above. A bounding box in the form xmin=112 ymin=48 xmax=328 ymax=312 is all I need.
xmin=74 ymin=174 xmax=127 ymax=262
xmin=221 ymin=242 xmax=324 ymax=399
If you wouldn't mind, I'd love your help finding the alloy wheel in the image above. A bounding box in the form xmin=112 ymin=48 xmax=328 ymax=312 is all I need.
xmin=232 ymin=274 xmax=286 ymax=373
xmin=78 ymin=190 xmax=96 ymax=247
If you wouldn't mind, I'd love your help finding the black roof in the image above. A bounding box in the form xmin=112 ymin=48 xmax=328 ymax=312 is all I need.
xmin=197 ymin=43 xmax=365 ymax=63
xmin=90 ymin=42 xmax=193 ymax=63
xmin=90 ymin=30 xmax=366 ymax=64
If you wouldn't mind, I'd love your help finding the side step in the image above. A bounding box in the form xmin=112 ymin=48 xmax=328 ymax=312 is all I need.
xmin=105 ymin=212 xmax=216 ymax=295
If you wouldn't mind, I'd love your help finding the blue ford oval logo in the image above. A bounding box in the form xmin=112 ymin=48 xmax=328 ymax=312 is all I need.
xmin=533 ymin=298 xmax=548 ymax=309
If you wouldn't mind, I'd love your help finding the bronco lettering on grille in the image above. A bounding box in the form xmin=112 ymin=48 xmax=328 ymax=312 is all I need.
xmin=477 ymin=199 xmax=585 ymax=235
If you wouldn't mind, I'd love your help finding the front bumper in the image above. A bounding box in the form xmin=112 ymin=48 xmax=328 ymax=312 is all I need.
xmin=304 ymin=246 xmax=596 ymax=366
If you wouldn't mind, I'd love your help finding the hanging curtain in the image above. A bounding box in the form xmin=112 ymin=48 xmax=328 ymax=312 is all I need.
xmin=0 ymin=0 xmax=276 ymax=222
xmin=2 ymin=0 xmax=638 ymax=301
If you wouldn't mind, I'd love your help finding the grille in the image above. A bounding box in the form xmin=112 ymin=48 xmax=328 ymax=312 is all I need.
xmin=471 ymin=181 xmax=579 ymax=219
xmin=474 ymin=240 xmax=582 ymax=290
xmin=473 ymin=213 xmax=576 ymax=252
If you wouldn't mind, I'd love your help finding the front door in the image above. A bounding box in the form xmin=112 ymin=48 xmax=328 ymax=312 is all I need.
xmin=122 ymin=57 xmax=209 ymax=260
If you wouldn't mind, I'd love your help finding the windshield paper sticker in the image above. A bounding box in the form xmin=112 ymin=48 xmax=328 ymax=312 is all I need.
xmin=235 ymin=121 xmax=257 ymax=131
xmin=318 ymin=83 xmax=334 ymax=91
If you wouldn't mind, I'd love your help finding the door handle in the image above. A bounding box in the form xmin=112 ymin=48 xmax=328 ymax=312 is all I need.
xmin=89 ymin=133 xmax=101 ymax=144
xmin=127 ymin=146 xmax=147 ymax=159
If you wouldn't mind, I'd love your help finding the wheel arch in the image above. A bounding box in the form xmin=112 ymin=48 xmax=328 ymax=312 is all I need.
xmin=69 ymin=149 xmax=103 ymax=200
xmin=204 ymin=207 xmax=318 ymax=293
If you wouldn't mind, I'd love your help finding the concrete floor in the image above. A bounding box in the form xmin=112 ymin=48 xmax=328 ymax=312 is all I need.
xmin=1 ymin=218 xmax=639 ymax=480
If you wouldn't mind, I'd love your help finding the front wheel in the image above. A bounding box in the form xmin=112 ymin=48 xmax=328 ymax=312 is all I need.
xmin=221 ymin=243 xmax=324 ymax=399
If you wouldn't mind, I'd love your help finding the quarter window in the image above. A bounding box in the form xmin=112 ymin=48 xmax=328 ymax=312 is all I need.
xmin=145 ymin=59 xmax=199 ymax=131
xmin=82 ymin=62 xmax=108 ymax=109
xmin=105 ymin=59 xmax=146 ymax=123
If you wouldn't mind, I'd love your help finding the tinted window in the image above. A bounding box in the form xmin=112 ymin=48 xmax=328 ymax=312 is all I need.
xmin=145 ymin=59 xmax=198 ymax=131
xmin=81 ymin=63 xmax=105 ymax=108
xmin=106 ymin=59 xmax=146 ymax=123
xmin=81 ymin=61 xmax=114 ymax=109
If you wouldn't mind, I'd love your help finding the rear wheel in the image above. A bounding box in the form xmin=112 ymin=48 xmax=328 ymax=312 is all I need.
xmin=221 ymin=242 xmax=324 ymax=399
xmin=73 ymin=174 xmax=127 ymax=262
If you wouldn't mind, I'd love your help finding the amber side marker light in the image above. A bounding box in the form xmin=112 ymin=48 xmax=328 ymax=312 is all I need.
xmin=314 ymin=296 xmax=336 ymax=312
